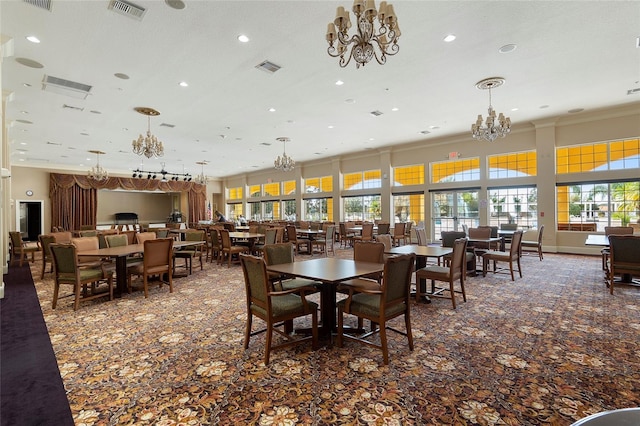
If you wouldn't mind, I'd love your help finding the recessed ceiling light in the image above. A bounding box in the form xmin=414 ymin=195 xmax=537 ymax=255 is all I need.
xmin=179 ymin=81 xmax=188 ymax=87
xmin=269 ymin=107 xmax=276 ymax=112
xmin=443 ymin=34 xmax=456 ymax=42
xmin=328 ymin=125 xmax=334 ymax=129
xmin=391 ymin=107 xmax=399 ymax=111
xmin=20 ymin=142 xmax=27 ymax=145
xmin=238 ymin=34 xmax=250 ymax=43
xmin=430 ymin=126 xmax=439 ymax=130
xmin=335 ymin=80 xmax=344 ymax=85
xmin=499 ymin=44 xmax=517 ymax=53
xmin=511 ymin=107 xmax=519 ymax=111
xmin=26 ymin=36 xmax=40 ymax=43
xmin=114 ymin=73 xmax=129 ymax=79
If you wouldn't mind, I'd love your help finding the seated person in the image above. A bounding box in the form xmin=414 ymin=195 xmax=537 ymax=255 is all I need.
xmin=214 ymin=210 xmax=227 ymax=223
xmin=238 ymin=214 xmax=248 ymax=226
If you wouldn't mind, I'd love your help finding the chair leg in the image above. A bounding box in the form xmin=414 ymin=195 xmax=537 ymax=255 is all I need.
xmin=337 ymin=307 xmax=344 ymax=347
xmin=379 ymin=322 xmax=389 ymax=365
xmin=404 ymin=312 xmax=414 ymax=351
xmin=517 ymin=257 xmax=522 ymax=278
xmin=264 ymin=323 xmax=273 ymax=365
xmin=449 ymin=280 xmax=457 ymax=309
xmin=509 ymin=260 xmax=515 ymax=281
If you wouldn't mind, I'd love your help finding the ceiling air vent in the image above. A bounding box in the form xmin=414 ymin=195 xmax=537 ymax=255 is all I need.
xmin=62 ymin=104 xmax=85 ymax=112
xmin=255 ymin=60 xmax=281 ymax=74
xmin=43 ymin=75 xmax=92 ymax=100
xmin=159 ymin=123 xmax=175 ymax=128
xmin=627 ymin=88 xmax=640 ymax=95
xmin=23 ymin=0 xmax=52 ymax=11
xmin=108 ymin=0 xmax=146 ymax=20
xmin=370 ymin=110 xmax=383 ymax=117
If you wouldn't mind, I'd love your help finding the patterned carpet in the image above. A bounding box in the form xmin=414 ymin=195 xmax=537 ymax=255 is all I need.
xmin=29 ymin=246 xmax=640 ymax=425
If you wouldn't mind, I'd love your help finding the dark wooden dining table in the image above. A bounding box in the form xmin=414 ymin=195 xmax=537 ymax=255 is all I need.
xmin=266 ymin=257 xmax=384 ymax=337
xmin=81 ymin=240 xmax=205 ymax=296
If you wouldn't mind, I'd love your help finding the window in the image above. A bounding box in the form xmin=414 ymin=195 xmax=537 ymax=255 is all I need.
xmin=227 ymin=203 xmax=242 ymax=221
xmin=487 ymin=187 xmax=538 ymax=229
xmin=393 ymin=193 xmax=424 ymax=225
xmin=249 ymin=185 xmax=261 ymax=198
xmin=305 ymin=176 xmax=332 ymax=193
xmin=431 ymin=158 xmax=480 ymax=183
xmin=344 ymin=170 xmax=382 ymax=190
xmin=228 ymin=187 xmax=243 ymax=201
xmin=343 ymin=195 xmax=381 ymax=222
xmin=556 ymin=139 xmax=640 ymax=173
xmin=283 ymin=180 xmax=296 ymax=195
xmin=488 ymin=151 xmax=537 ymax=179
xmin=282 ymin=199 xmax=296 ymax=221
xmin=556 ymin=181 xmax=640 ymax=231
xmin=263 ymin=182 xmax=280 ymax=197
xmin=262 ymin=201 xmax=280 ymax=220
xmin=393 ymin=165 xmax=424 ymax=186
xmin=303 ymin=198 xmax=333 ymax=221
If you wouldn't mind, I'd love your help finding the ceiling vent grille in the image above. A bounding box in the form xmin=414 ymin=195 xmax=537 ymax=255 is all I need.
xmin=62 ymin=104 xmax=85 ymax=111
xmin=159 ymin=123 xmax=175 ymax=128
xmin=627 ymin=88 xmax=640 ymax=95
xmin=255 ymin=60 xmax=281 ymax=74
xmin=108 ymin=0 xmax=146 ymax=20
xmin=370 ymin=110 xmax=383 ymax=117
xmin=23 ymin=0 xmax=52 ymax=11
xmin=43 ymin=75 xmax=92 ymax=99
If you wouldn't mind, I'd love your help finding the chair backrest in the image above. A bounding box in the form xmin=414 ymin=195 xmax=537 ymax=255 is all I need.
xmin=136 ymin=232 xmax=157 ymax=244
xmin=441 ymin=231 xmax=466 ymax=248
xmin=71 ymin=236 xmax=99 ymax=252
xmin=143 ymin=238 xmax=173 ymax=268
xmin=380 ymin=253 xmax=415 ymax=306
xmin=353 ymin=241 xmax=385 ymax=264
xmin=286 ymin=225 xmax=298 ymax=243
xmin=377 ymin=222 xmax=390 ymax=234
xmin=105 ymin=234 xmax=128 ymax=248
xmin=361 ymin=223 xmax=374 ymax=238
xmin=79 ymin=230 xmax=98 ymax=237
xmin=80 ymin=225 xmax=95 ymax=231
xmin=405 ymin=221 xmax=413 ymax=234
xmin=50 ymin=244 xmax=78 ymax=275
xmin=478 ymin=225 xmax=498 ymax=238
xmin=604 ymin=226 xmax=633 ymax=236
xmin=468 ymin=227 xmax=491 ymax=239
xmin=51 ymin=231 xmax=72 ymax=244
xmin=298 ymin=221 xmax=309 ymax=230
xmin=264 ymin=228 xmax=278 ymax=245
xmin=536 ymin=225 xmax=545 ymax=243
xmin=38 ymin=234 xmax=57 ymax=259
xmin=415 ymin=228 xmax=428 ymax=246
xmin=263 ymin=243 xmax=295 ymax=266
xmin=375 ymin=234 xmax=393 ymax=251
xmin=219 ymin=229 xmax=232 ymax=249
xmin=274 ymin=227 xmax=285 ymax=243
xmin=210 ymin=228 xmax=221 ymax=248
xmin=449 ymin=238 xmax=469 ymax=280
xmin=121 ymin=230 xmax=138 ymax=245
xmin=339 ymin=223 xmax=348 ymax=235
xmin=509 ymin=230 xmax=524 ymax=258
xmin=240 ymin=253 xmax=270 ymax=313
xmin=461 ymin=224 xmax=469 ymax=236
xmin=500 ymin=223 xmax=518 ymax=231
xmin=310 ymin=222 xmax=320 ymax=231
xmin=393 ymin=222 xmax=406 ymax=236
xmin=9 ymin=231 xmax=22 ymax=248
xmin=155 ymin=229 xmax=170 ymax=238
xmin=609 ymin=235 xmax=640 ymax=265
xmin=185 ymin=230 xmax=205 ymax=242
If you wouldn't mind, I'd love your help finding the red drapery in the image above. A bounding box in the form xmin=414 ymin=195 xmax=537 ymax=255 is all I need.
xmin=49 ymin=173 xmax=207 ymax=230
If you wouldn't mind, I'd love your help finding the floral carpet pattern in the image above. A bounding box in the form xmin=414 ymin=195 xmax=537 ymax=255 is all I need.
xmin=30 ymin=247 xmax=640 ymax=425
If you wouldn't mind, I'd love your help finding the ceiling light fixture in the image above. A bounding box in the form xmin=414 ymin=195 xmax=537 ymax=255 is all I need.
xmin=132 ymin=162 xmax=191 ymax=182
xmin=87 ymin=150 xmax=108 ymax=181
xmin=195 ymin=161 xmax=208 ymax=184
xmin=471 ymin=77 xmax=511 ymax=142
xmin=274 ymin=137 xmax=295 ymax=172
xmin=132 ymin=107 xmax=165 ymax=158
xmin=326 ymin=0 xmax=400 ymax=68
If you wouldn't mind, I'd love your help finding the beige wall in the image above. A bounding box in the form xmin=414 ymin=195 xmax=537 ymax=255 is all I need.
xmin=97 ymin=190 xmax=174 ymax=225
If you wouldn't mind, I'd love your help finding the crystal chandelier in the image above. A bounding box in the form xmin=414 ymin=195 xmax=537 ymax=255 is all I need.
xmin=132 ymin=107 xmax=165 ymax=158
xmin=471 ymin=77 xmax=512 ymax=142
xmin=195 ymin=161 xmax=208 ymax=185
xmin=326 ymin=0 xmax=400 ymax=68
xmin=87 ymin=150 xmax=108 ymax=181
xmin=274 ymin=137 xmax=295 ymax=172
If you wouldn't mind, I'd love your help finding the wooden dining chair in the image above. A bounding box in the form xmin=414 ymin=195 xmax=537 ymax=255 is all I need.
xmin=38 ymin=234 xmax=56 ymax=279
xmin=312 ymin=225 xmax=336 ymax=256
xmin=607 ymin=235 xmax=640 ymax=295
xmin=127 ymin=238 xmax=174 ymax=298
xmin=353 ymin=222 xmax=374 ymax=243
xmin=174 ymin=230 xmax=205 ymax=274
xmin=263 ymin=243 xmax=322 ymax=292
xmin=416 ymin=238 xmax=468 ymax=309
xmin=337 ymin=253 xmax=415 ymax=365
xmin=601 ymin=226 xmax=633 ymax=271
xmin=240 ymin=253 xmax=318 ymax=365
xmin=50 ymin=243 xmax=114 ymax=310
xmin=521 ymin=225 xmax=544 ymax=261
xmin=219 ymin=229 xmax=250 ymax=267
xmin=9 ymin=231 xmax=40 ymax=267
xmin=391 ymin=222 xmax=407 ymax=246
xmin=482 ymin=230 xmax=524 ymax=281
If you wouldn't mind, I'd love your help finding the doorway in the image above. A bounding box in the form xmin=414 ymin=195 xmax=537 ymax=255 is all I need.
xmin=17 ymin=200 xmax=43 ymax=242
xmin=431 ymin=190 xmax=479 ymax=239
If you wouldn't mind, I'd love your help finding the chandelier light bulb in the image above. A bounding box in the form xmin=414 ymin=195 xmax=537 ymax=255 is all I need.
xmin=326 ymin=0 xmax=400 ymax=68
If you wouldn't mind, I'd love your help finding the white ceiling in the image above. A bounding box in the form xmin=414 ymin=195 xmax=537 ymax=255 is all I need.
xmin=2 ymin=0 xmax=640 ymax=180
